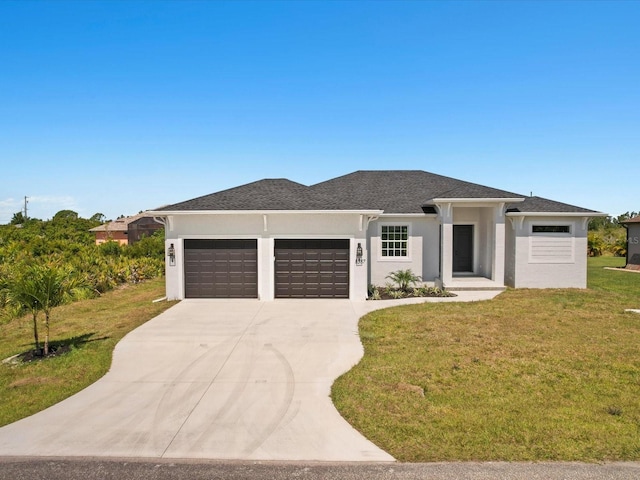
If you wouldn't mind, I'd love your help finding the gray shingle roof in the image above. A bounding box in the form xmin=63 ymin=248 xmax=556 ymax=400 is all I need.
xmin=309 ymin=170 xmax=523 ymax=213
xmin=157 ymin=179 xmax=346 ymax=211
xmin=506 ymin=196 xmax=600 ymax=214
xmin=156 ymin=170 xmax=601 ymax=215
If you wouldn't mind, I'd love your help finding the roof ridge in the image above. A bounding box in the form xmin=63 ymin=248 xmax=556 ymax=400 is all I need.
xmin=155 ymin=170 xmax=600 ymax=214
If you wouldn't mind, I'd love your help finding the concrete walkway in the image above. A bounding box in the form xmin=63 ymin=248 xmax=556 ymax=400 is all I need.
xmin=0 ymin=292 xmax=500 ymax=461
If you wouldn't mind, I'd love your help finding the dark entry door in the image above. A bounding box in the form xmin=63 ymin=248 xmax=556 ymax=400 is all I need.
xmin=453 ymin=225 xmax=473 ymax=273
xmin=274 ymin=239 xmax=349 ymax=298
xmin=184 ymin=239 xmax=258 ymax=298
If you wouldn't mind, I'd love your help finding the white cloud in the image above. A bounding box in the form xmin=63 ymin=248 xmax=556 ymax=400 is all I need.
xmin=0 ymin=198 xmax=21 ymax=224
xmin=0 ymin=198 xmax=18 ymax=209
xmin=28 ymin=195 xmax=79 ymax=220
xmin=0 ymin=195 xmax=80 ymax=223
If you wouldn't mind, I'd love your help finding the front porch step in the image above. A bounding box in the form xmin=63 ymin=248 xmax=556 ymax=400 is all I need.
xmin=445 ymin=285 xmax=507 ymax=292
xmin=438 ymin=276 xmax=507 ymax=292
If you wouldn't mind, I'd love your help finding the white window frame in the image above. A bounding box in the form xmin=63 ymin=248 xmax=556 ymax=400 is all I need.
xmin=531 ymin=224 xmax=572 ymax=234
xmin=379 ymin=223 xmax=411 ymax=261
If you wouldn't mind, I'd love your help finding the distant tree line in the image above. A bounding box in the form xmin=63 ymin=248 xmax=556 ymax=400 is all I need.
xmin=588 ymin=211 xmax=638 ymax=257
xmin=0 ymin=211 xmax=165 ymax=354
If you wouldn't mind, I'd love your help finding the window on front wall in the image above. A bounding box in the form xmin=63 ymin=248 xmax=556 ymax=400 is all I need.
xmin=381 ymin=225 xmax=408 ymax=257
xmin=532 ymin=225 xmax=571 ymax=234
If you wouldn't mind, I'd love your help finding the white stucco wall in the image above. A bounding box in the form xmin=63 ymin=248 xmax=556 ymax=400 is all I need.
xmin=367 ymin=216 xmax=440 ymax=287
xmin=163 ymin=212 xmax=370 ymax=301
xmin=160 ymin=210 xmax=590 ymax=298
xmin=508 ymin=216 xmax=589 ymax=288
xmin=505 ymin=222 xmax=516 ymax=287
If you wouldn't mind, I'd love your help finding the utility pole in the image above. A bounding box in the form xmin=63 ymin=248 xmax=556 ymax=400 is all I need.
xmin=24 ymin=196 xmax=28 ymax=220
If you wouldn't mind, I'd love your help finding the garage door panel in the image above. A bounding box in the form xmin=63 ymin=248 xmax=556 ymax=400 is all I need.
xmin=319 ymin=262 xmax=346 ymax=273
xmin=184 ymin=239 xmax=257 ymax=298
xmin=274 ymin=239 xmax=350 ymax=299
xmin=319 ymin=287 xmax=346 ymax=297
xmin=303 ymin=262 xmax=320 ymax=272
xmin=282 ymin=251 xmax=304 ymax=260
xmin=288 ymin=273 xmax=306 ymax=283
xmin=319 ymin=272 xmax=345 ymax=282
xmin=227 ymin=275 xmax=254 ymax=285
xmin=289 ymin=262 xmax=306 ymax=272
xmin=304 ymin=273 xmax=320 ymax=284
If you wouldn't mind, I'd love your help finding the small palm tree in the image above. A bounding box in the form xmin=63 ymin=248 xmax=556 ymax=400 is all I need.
xmin=3 ymin=267 xmax=43 ymax=352
xmin=386 ymin=269 xmax=422 ymax=292
xmin=29 ymin=263 xmax=86 ymax=355
xmin=5 ymin=263 xmax=88 ymax=356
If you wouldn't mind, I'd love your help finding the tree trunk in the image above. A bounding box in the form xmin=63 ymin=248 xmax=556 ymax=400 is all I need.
xmin=32 ymin=311 xmax=40 ymax=352
xmin=44 ymin=312 xmax=50 ymax=356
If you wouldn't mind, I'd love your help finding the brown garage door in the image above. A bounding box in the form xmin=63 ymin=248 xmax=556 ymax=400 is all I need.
xmin=275 ymin=239 xmax=349 ymax=298
xmin=184 ymin=239 xmax=257 ymax=298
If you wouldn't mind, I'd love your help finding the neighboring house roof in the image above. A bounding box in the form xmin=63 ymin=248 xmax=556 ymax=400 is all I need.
xmin=90 ymin=213 xmax=153 ymax=232
xmin=155 ymin=170 xmax=602 ymax=215
xmin=621 ymin=215 xmax=640 ymax=224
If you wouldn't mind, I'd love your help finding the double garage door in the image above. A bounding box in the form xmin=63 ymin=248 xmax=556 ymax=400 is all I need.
xmin=184 ymin=239 xmax=349 ymax=299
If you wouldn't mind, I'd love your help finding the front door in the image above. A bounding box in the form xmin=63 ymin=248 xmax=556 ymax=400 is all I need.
xmin=453 ymin=225 xmax=473 ymax=273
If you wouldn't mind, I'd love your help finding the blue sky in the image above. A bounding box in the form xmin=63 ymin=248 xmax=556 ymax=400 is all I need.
xmin=1 ymin=0 xmax=638 ymax=223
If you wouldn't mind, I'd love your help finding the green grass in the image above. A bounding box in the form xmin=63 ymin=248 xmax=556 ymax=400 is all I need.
xmin=0 ymin=278 xmax=176 ymax=427
xmin=332 ymin=257 xmax=640 ymax=462
xmin=587 ymin=255 xmax=636 ymax=298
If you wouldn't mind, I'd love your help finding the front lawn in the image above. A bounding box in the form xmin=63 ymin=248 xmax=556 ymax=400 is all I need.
xmin=332 ymin=257 xmax=640 ymax=461
xmin=0 ymin=278 xmax=176 ymax=427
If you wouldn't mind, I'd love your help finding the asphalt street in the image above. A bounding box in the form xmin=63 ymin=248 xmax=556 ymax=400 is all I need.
xmin=1 ymin=458 xmax=639 ymax=480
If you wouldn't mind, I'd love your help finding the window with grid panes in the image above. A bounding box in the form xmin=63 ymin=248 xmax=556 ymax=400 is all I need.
xmin=381 ymin=225 xmax=408 ymax=257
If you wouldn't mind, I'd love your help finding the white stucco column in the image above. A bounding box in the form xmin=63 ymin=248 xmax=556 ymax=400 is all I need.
xmin=351 ymin=237 xmax=369 ymax=300
xmin=438 ymin=203 xmax=454 ymax=286
xmin=165 ymin=238 xmax=182 ymax=300
xmin=492 ymin=204 xmax=506 ymax=286
xmin=260 ymin=237 xmax=274 ymax=300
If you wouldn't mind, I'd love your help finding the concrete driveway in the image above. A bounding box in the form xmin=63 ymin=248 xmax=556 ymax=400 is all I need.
xmin=0 ymin=292 xmax=499 ymax=461
xmin=0 ymin=300 xmax=396 ymax=461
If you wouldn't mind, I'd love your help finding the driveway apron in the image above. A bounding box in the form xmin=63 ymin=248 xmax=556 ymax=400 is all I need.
xmin=0 ymin=300 xmax=394 ymax=461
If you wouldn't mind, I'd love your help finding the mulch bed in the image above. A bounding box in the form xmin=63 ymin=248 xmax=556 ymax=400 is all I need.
xmin=369 ymin=290 xmax=456 ymax=300
xmin=18 ymin=345 xmax=71 ymax=363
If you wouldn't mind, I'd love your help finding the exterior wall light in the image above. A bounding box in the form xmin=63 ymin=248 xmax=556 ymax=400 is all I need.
xmin=168 ymin=243 xmax=176 ymax=266
xmin=356 ymin=242 xmax=365 ymax=266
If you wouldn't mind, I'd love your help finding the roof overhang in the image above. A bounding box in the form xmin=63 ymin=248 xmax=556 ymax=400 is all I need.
xmin=147 ymin=209 xmax=385 ymax=216
xmin=506 ymin=212 xmax=608 ymax=217
xmin=427 ymin=197 xmax=526 ymax=205
xmin=379 ymin=213 xmax=438 ymax=217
